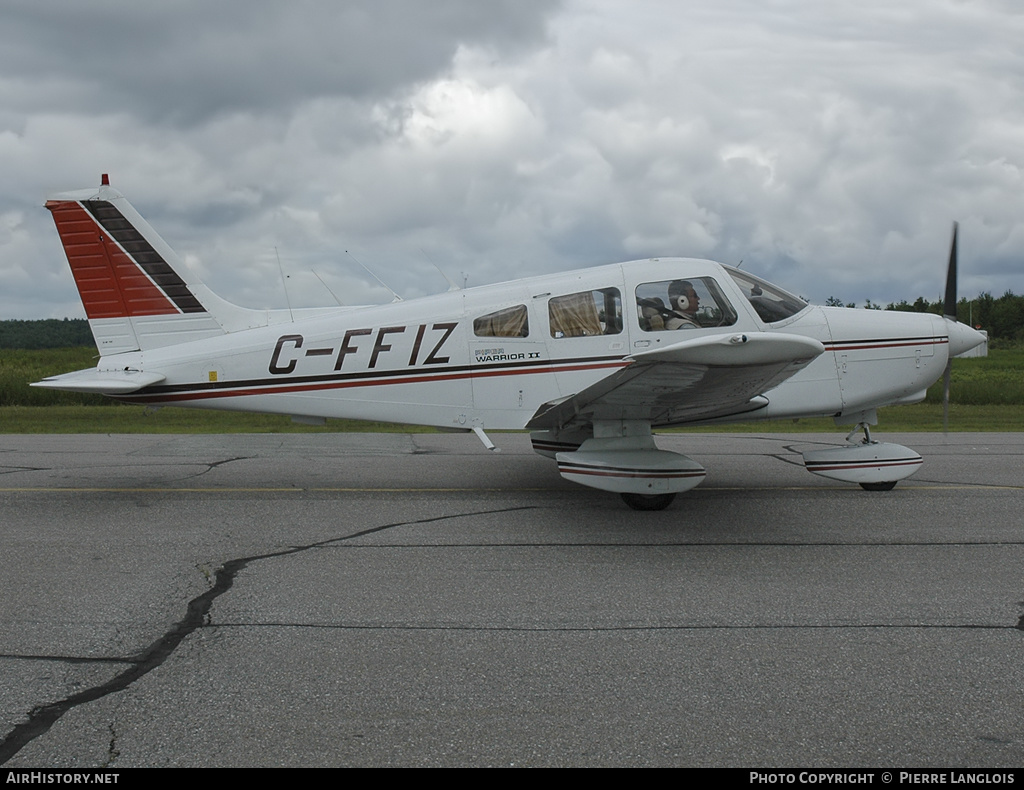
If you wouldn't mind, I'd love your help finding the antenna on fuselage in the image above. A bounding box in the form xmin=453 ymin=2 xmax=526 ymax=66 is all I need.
xmin=420 ymin=247 xmax=461 ymax=292
xmin=275 ymin=247 xmax=294 ymax=322
xmin=345 ymin=250 xmax=403 ymax=302
xmin=311 ymin=269 xmax=344 ymax=306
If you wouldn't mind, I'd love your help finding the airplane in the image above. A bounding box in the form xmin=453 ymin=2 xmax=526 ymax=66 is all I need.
xmin=33 ymin=175 xmax=985 ymax=509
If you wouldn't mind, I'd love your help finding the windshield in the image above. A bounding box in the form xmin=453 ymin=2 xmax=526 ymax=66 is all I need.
xmin=724 ymin=266 xmax=808 ymax=324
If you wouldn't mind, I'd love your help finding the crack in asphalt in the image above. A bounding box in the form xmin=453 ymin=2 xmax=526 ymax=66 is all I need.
xmin=177 ymin=456 xmax=252 ymax=481
xmin=0 ymin=654 xmax=136 ymax=665
xmin=103 ymin=721 xmax=119 ymax=769
xmin=0 ymin=466 xmax=49 ymax=476
xmin=409 ymin=434 xmax=440 ymax=454
xmin=3 ymin=499 xmax=1020 ymax=764
xmin=771 ymin=452 xmax=808 ymax=468
xmin=0 ymin=505 xmax=536 ymax=765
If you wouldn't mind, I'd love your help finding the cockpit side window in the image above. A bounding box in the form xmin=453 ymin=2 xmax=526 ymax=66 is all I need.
xmin=549 ymin=288 xmax=623 ymax=338
xmin=725 ymin=267 xmax=808 ymax=324
xmin=635 ymin=278 xmax=737 ymax=331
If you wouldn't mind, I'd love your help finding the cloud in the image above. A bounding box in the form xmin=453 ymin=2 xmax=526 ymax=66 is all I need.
xmin=0 ymin=0 xmax=558 ymax=125
xmin=2 ymin=0 xmax=1024 ymax=321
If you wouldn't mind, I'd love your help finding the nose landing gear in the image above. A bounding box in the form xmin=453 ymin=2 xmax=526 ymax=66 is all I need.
xmin=802 ymin=418 xmax=922 ymax=491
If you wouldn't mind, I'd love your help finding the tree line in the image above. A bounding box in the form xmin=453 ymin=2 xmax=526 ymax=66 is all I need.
xmin=823 ymin=291 xmax=1024 ymax=341
xmin=0 ymin=319 xmax=93 ymax=349
xmin=4 ymin=290 xmax=1024 ymax=349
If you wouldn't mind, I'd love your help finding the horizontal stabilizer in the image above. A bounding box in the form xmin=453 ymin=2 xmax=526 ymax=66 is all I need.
xmin=31 ymin=368 xmax=166 ymax=395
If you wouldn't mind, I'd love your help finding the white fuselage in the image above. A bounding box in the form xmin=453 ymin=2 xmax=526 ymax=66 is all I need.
xmin=102 ymin=258 xmax=963 ymax=431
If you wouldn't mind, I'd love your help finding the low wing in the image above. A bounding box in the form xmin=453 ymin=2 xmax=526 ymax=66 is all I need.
xmin=526 ymin=332 xmax=824 ymax=431
xmin=31 ymin=368 xmax=166 ymax=395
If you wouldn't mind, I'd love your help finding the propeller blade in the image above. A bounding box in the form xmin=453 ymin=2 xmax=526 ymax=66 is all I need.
xmin=943 ymin=221 xmax=959 ymax=435
xmin=944 ymin=222 xmax=959 ymax=319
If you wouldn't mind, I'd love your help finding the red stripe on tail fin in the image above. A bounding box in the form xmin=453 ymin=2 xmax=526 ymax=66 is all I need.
xmin=46 ymin=200 xmax=181 ymax=319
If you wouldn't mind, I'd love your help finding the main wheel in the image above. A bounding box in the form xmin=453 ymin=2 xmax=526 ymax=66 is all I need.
xmin=620 ymin=492 xmax=677 ymax=511
xmin=860 ymin=481 xmax=898 ymax=491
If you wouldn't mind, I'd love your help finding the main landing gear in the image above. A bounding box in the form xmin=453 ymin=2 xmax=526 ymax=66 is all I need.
xmin=534 ymin=422 xmax=706 ymax=511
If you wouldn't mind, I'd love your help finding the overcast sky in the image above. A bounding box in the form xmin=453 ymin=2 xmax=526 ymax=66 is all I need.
xmin=2 ymin=0 xmax=1022 ymax=319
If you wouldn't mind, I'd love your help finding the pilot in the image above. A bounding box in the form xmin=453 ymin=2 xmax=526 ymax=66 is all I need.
xmin=665 ymin=280 xmax=700 ymax=329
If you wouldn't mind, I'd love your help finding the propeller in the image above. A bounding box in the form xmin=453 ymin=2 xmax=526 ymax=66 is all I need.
xmin=942 ymin=222 xmax=958 ymax=434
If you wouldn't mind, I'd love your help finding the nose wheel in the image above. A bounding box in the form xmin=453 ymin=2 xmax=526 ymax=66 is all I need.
xmin=860 ymin=480 xmax=898 ymax=491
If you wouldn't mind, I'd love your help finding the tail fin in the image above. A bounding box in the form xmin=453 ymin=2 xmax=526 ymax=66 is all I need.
xmin=46 ymin=176 xmax=241 ymax=354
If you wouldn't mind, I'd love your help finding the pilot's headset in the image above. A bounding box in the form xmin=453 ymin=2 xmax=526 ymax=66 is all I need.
xmin=667 ymin=280 xmax=694 ymax=312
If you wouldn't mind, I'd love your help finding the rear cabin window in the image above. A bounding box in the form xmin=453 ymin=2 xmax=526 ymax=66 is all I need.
xmin=473 ymin=305 xmax=529 ymax=338
xmin=549 ymin=288 xmax=623 ymax=338
xmin=635 ymin=278 xmax=738 ymax=331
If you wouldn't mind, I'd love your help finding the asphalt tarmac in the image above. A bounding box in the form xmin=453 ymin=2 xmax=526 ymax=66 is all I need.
xmin=1 ymin=432 xmax=1022 ymax=767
